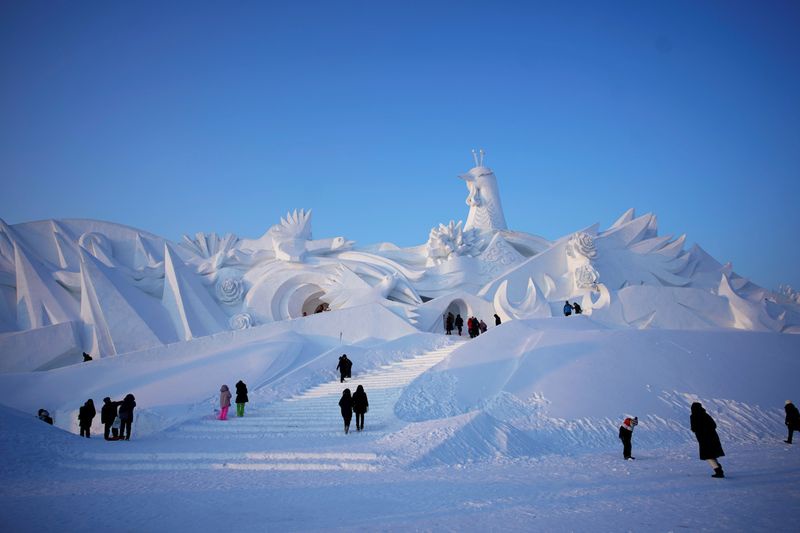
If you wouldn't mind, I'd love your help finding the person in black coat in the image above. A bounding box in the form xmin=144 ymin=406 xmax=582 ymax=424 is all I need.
xmin=101 ymin=397 xmax=122 ymax=440
xmin=118 ymin=393 xmax=136 ymax=440
xmin=618 ymin=416 xmax=638 ymax=460
xmin=445 ymin=312 xmax=454 ymax=335
xmin=339 ymin=388 xmax=353 ymax=434
xmin=572 ymin=302 xmax=583 ymax=315
xmin=78 ymin=399 xmax=96 ymax=438
xmin=690 ymin=402 xmax=725 ymax=478
xmin=235 ymin=380 xmax=249 ymax=417
xmin=336 ymin=354 xmax=352 ymax=383
xmin=352 ymin=385 xmax=369 ymax=431
xmin=494 ymin=314 xmax=501 ymax=326
xmin=455 ymin=314 xmax=464 ymax=336
xmin=785 ymin=400 xmax=800 ymax=444
xmin=37 ymin=409 xmax=54 ymax=425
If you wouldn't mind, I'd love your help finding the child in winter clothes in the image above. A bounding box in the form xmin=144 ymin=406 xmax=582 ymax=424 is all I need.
xmin=235 ymin=381 xmax=249 ymax=417
xmin=619 ymin=416 xmax=638 ymax=460
xmin=219 ymin=385 xmax=232 ymax=420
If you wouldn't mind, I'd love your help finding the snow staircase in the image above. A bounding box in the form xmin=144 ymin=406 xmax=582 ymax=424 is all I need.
xmin=174 ymin=340 xmax=466 ymax=438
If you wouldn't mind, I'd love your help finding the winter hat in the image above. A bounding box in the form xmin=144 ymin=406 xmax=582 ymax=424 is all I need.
xmin=221 ymin=385 xmax=229 ymax=392
xmin=787 ymin=400 xmax=793 ymax=405
xmin=632 ymin=416 xmax=639 ymax=426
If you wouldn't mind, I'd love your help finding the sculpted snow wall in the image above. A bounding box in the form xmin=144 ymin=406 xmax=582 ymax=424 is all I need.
xmin=0 ymin=152 xmax=797 ymax=371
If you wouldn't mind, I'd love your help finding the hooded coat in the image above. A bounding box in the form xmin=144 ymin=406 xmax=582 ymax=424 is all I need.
xmin=220 ymin=385 xmax=232 ymax=408
xmin=352 ymin=386 xmax=369 ymax=414
xmin=101 ymin=398 xmax=120 ymax=424
xmin=118 ymin=394 xmax=136 ymax=422
xmin=786 ymin=402 xmax=800 ymax=431
xmin=235 ymin=381 xmax=249 ymax=404
xmin=690 ymin=403 xmax=725 ymax=460
xmin=78 ymin=400 xmax=96 ymax=428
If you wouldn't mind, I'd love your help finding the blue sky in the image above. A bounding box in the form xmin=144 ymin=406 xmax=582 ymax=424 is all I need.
xmin=1 ymin=1 xmax=799 ymax=290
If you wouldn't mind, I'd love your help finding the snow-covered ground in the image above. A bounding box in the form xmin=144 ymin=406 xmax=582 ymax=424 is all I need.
xmin=1 ymin=312 xmax=799 ymax=531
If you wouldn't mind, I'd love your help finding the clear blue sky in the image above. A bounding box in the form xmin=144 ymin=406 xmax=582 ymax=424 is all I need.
xmin=1 ymin=1 xmax=799 ymax=290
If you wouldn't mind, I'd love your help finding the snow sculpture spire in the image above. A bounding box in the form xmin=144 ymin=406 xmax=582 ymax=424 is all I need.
xmin=460 ymin=149 xmax=508 ymax=233
xmin=162 ymin=243 xmax=227 ymax=340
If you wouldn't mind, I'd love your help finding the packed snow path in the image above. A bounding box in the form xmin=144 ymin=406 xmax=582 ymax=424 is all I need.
xmin=177 ymin=340 xmax=467 ymax=437
xmin=73 ymin=340 xmax=466 ymax=472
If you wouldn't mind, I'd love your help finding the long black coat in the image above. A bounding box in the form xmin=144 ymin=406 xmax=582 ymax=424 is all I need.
xmin=690 ymin=406 xmax=725 ymax=460
xmin=339 ymin=394 xmax=353 ymax=421
xmin=235 ymin=381 xmax=249 ymax=404
xmin=118 ymin=394 xmax=136 ymax=422
xmin=352 ymin=389 xmax=369 ymax=414
xmin=101 ymin=400 xmax=120 ymax=424
xmin=786 ymin=403 xmax=800 ymax=431
xmin=337 ymin=357 xmax=352 ymax=378
xmin=78 ymin=401 xmax=96 ymax=428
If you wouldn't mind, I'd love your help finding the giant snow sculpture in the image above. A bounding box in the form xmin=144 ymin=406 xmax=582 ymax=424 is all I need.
xmin=0 ymin=151 xmax=798 ymax=371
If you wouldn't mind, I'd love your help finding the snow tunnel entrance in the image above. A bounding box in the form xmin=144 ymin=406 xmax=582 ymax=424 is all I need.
xmin=445 ymin=299 xmax=468 ymax=321
xmin=291 ymin=285 xmax=329 ymax=318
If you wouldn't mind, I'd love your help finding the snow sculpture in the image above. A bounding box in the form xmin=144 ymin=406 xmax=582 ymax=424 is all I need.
xmin=215 ymin=276 xmax=245 ymax=305
xmin=229 ymin=312 xmax=253 ymax=330
xmin=461 ymin=149 xmax=508 ymax=233
xmin=237 ymin=209 xmax=353 ymax=263
xmin=493 ymin=278 xmax=551 ymax=321
xmin=574 ymin=263 xmax=600 ymax=290
xmin=162 ymin=244 xmax=227 ymax=341
xmin=1 ymin=153 xmax=798 ymax=372
xmin=426 ymin=220 xmax=482 ymax=266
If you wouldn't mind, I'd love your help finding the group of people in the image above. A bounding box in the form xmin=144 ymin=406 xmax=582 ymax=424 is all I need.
xmin=217 ymin=380 xmax=249 ymax=420
xmin=71 ymin=394 xmax=136 ymax=440
xmin=563 ymin=300 xmax=583 ymax=316
xmin=619 ymin=400 xmax=800 ymax=478
xmin=444 ymin=312 xmax=502 ymax=337
xmin=338 ymin=385 xmax=369 ymax=433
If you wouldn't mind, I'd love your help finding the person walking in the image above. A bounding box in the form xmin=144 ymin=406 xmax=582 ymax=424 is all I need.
xmin=235 ymin=380 xmax=248 ymax=417
xmin=352 ymin=385 xmax=369 ymax=432
xmin=78 ymin=399 xmax=96 ymax=438
xmin=337 ymin=354 xmax=352 ymax=383
xmin=218 ymin=385 xmax=232 ymax=420
xmin=572 ymin=302 xmax=583 ymax=315
xmin=494 ymin=314 xmax=501 ymax=326
xmin=785 ymin=400 xmax=800 ymax=444
xmin=619 ymin=416 xmax=638 ymax=460
xmin=455 ymin=314 xmax=464 ymax=336
xmin=690 ymin=402 xmax=725 ymax=478
xmin=339 ymin=388 xmax=353 ymax=434
xmin=118 ymin=393 xmax=136 ymax=440
xmin=446 ymin=312 xmax=454 ymax=335
xmin=563 ymin=301 xmax=573 ymax=316
xmin=101 ymin=397 xmax=121 ymax=440
xmin=478 ymin=319 xmax=488 ymax=334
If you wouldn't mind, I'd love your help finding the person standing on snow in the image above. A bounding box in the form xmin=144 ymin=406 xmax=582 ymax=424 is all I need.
xmin=118 ymin=393 xmax=136 ymax=440
xmin=446 ymin=312 xmax=454 ymax=335
xmin=337 ymin=354 xmax=352 ymax=383
xmin=218 ymin=385 xmax=232 ymax=420
xmin=494 ymin=314 xmax=502 ymax=326
xmin=619 ymin=416 xmax=638 ymax=460
xmin=78 ymin=399 xmax=96 ymax=438
xmin=235 ymin=380 xmax=248 ymax=417
xmin=785 ymin=400 xmax=800 ymax=444
xmin=563 ymin=301 xmax=573 ymax=316
xmin=690 ymin=402 xmax=726 ymax=478
xmin=478 ymin=319 xmax=488 ymax=334
xmin=339 ymin=388 xmax=353 ymax=434
xmin=455 ymin=314 xmax=464 ymax=336
xmin=352 ymin=385 xmax=369 ymax=432
xmin=572 ymin=302 xmax=583 ymax=315
xmin=101 ymin=397 xmax=122 ymax=440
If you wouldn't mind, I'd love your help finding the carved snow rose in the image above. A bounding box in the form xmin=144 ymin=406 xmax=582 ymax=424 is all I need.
xmin=568 ymin=232 xmax=598 ymax=259
xmin=216 ymin=277 xmax=244 ymax=304
xmin=575 ymin=264 xmax=600 ymax=289
xmin=426 ymin=220 xmax=481 ymax=264
xmin=229 ymin=313 xmax=253 ymax=330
